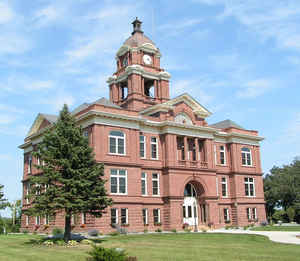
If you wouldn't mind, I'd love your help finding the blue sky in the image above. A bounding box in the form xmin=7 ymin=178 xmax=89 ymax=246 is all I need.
xmin=1 ymin=0 xmax=300 ymax=217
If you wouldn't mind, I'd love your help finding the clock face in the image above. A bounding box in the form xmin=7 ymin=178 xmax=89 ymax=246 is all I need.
xmin=143 ymin=54 xmax=152 ymax=65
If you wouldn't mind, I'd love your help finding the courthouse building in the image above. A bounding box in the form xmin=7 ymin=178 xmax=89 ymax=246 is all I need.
xmin=20 ymin=19 xmax=266 ymax=233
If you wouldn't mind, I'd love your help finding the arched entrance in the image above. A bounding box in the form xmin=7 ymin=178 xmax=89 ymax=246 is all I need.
xmin=183 ymin=183 xmax=198 ymax=226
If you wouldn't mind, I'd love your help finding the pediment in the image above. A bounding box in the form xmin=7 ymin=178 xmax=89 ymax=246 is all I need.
xmin=140 ymin=93 xmax=212 ymax=118
xmin=26 ymin=113 xmax=57 ymax=138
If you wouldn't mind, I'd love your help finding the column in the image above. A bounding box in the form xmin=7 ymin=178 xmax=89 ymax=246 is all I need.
xmin=184 ymin=136 xmax=188 ymax=161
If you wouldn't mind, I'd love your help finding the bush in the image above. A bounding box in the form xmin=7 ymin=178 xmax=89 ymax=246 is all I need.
xmin=272 ymin=210 xmax=287 ymax=223
xmin=87 ymin=245 xmax=128 ymax=261
xmin=109 ymin=232 xmax=120 ymax=236
xmin=260 ymin=221 xmax=268 ymax=226
xmin=201 ymin=228 xmax=207 ymax=233
xmin=81 ymin=239 xmax=93 ymax=245
xmin=171 ymin=229 xmax=177 ymax=233
xmin=287 ymin=207 xmax=296 ymax=223
xmin=243 ymin=226 xmax=249 ymax=230
xmin=88 ymin=229 xmax=100 ymax=237
xmin=143 ymin=229 xmax=148 ymax=233
xmin=155 ymin=228 xmax=162 ymax=233
xmin=23 ymin=229 xmax=29 ymax=234
xmin=52 ymin=227 xmax=63 ymax=236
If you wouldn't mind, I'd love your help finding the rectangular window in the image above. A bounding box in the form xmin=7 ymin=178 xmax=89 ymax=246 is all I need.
xmin=121 ymin=208 xmax=128 ymax=225
xmin=82 ymin=213 xmax=86 ymax=224
xmin=151 ymin=137 xmax=158 ymax=159
xmin=111 ymin=208 xmax=118 ymax=224
xmin=252 ymin=208 xmax=257 ymax=220
xmin=221 ymin=177 xmax=228 ymax=197
xmin=44 ymin=215 xmax=49 ymax=225
xmin=83 ymin=130 xmax=89 ymax=137
xmin=188 ymin=206 xmax=192 ymax=218
xmin=140 ymin=135 xmax=146 ymax=158
xmin=244 ymin=177 xmax=255 ymax=197
xmin=109 ymin=131 xmax=125 ymax=155
xmin=141 ymin=172 xmax=147 ymax=196
xmin=71 ymin=215 xmax=75 ymax=225
xmin=35 ymin=216 xmax=40 ymax=225
xmin=28 ymin=155 xmax=32 ymax=174
xmin=153 ymin=209 xmax=160 ymax=224
xmin=220 ymin=145 xmax=226 ymax=165
xmin=26 ymin=216 xmax=29 ymax=226
xmin=242 ymin=147 xmax=252 ymax=166
xmin=25 ymin=183 xmax=30 ymax=204
xmin=223 ymin=208 xmax=230 ymax=222
xmin=152 ymin=173 xmax=160 ymax=196
xmin=142 ymin=208 xmax=148 ymax=225
xmin=110 ymin=169 xmax=127 ymax=194
xmin=246 ymin=208 xmax=251 ymax=220
xmin=183 ymin=206 xmax=186 ymax=218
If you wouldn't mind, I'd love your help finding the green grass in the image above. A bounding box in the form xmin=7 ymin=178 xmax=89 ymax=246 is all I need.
xmin=251 ymin=226 xmax=300 ymax=232
xmin=1 ymin=233 xmax=300 ymax=261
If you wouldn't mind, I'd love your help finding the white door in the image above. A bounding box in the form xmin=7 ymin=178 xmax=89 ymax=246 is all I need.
xmin=183 ymin=183 xmax=198 ymax=226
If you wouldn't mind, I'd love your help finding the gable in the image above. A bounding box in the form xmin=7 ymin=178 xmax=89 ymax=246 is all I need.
xmin=140 ymin=93 xmax=212 ymax=119
xmin=26 ymin=113 xmax=57 ymax=138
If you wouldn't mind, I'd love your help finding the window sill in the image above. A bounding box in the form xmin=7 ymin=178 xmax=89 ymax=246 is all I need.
xmin=152 ymin=195 xmax=161 ymax=197
xmin=108 ymin=153 xmax=127 ymax=157
xmin=245 ymin=196 xmax=256 ymax=198
xmin=242 ymin=165 xmax=255 ymax=168
xmin=110 ymin=193 xmax=128 ymax=196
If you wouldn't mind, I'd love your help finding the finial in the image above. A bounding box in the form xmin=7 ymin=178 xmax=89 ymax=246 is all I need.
xmin=132 ymin=17 xmax=143 ymax=35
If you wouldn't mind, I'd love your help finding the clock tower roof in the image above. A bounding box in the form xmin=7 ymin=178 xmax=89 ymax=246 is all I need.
xmin=123 ymin=18 xmax=156 ymax=48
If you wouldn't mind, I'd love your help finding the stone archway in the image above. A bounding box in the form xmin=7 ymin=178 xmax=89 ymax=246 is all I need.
xmin=182 ymin=180 xmax=208 ymax=227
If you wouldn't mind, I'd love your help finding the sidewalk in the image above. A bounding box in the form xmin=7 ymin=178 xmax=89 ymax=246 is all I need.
xmin=211 ymin=228 xmax=300 ymax=245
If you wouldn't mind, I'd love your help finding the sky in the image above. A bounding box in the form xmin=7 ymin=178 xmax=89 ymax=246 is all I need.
xmin=1 ymin=0 xmax=300 ymax=217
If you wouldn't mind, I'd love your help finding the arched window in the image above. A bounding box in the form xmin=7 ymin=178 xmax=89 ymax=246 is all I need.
xmin=109 ymin=131 xmax=125 ymax=155
xmin=241 ymin=147 xmax=252 ymax=166
xmin=184 ymin=183 xmax=197 ymax=197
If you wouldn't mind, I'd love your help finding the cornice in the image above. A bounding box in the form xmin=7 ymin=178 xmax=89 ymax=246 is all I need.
xmin=116 ymin=43 xmax=161 ymax=58
xmin=106 ymin=64 xmax=171 ymax=85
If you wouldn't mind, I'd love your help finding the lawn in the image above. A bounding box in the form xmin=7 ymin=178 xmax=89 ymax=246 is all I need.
xmin=250 ymin=226 xmax=300 ymax=232
xmin=1 ymin=233 xmax=300 ymax=261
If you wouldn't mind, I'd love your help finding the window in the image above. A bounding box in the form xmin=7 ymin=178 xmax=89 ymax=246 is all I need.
xmin=241 ymin=147 xmax=252 ymax=166
xmin=111 ymin=208 xmax=118 ymax=224
xmin=35 ymin=216 xmax=40 ymax=225
xmin=221 ymin=177 xmax=228 ymax=197
xmin=26 ymin=216 xmax=29 ymax=226
xmin=71 ymin=215 xmax=75 ymax=225
xmin=140 ymin=135 xmax=146 ymax=158
xmin=109 ymin=131 xmax=125 ymax=155
xmin=121 ymin=208 xmax=128 ymax=225
xmin=141 ymin=173 xmax=147 ymax=196
xmin=44 ymin=215 xmax=49 ymax=225
xmin=246 ymin=208 xmax=251 ymax=220
xmin=25 ymin=183 xmax=30 ymax=204
xmin=244 ymin=177 xmax=255 ymax=197
xmin=152 ymin=173 xmax=159 ymax=196
xmin=110 ymin=169 xmax=127 ymax=194
xmin=28 ymin=155 xmax=32 ymax=174
xmin=151 ymin=137 xmax=158 ymax=159
xmin=82 ymin=213 xmax=87 ymax=224
xmin=153 ymin=209 xmax=160 ymax=224
xmin=142 ymin=209 xmax=148 ymax=225
xmin=83 ymin=130 xmax=89 ymax=137
xmin=120 ymin=82 xmax=128 ymax=100
xmin=144 ymin=78 xmax=155 ymax=97
xmin=223 ymin=208 xmax=230 ymax=222
xmin=252 ymin=208 xmax=257 ymax=220
xmin=220 ymin=146 xmax=226 ymax=165
xmin=37 ymin=157 xmax=41 ymax=166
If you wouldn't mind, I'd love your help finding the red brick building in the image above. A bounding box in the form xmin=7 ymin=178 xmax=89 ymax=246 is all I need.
xmin=20 ymin=18 xmax=266 ymax=233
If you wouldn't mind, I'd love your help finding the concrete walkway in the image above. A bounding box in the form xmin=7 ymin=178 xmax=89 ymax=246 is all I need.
xmin=211 ymin=228 xmax=300 ymax=245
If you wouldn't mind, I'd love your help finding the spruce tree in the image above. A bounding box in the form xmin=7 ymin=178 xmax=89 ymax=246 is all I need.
xmin=0 ymin=184 xmax=8 ymax=210
xmin=25 ymin=104 xmax=112 ymax=241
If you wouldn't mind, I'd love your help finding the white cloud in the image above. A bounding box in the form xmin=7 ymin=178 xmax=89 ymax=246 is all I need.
xmin=236 ymin=78 xmax=275 ymax=99
xmin=0 ymin=33 xmax=31 ymax=55
xmin=40 ymin=93 xmax=75 ymax=111
xmin=24 ymin=80 xmax=54 ymax=91
xmin=33 ymin=5 xmax=63 ymax=27
xmin=0 ymin=2 xmax=14 ymax=24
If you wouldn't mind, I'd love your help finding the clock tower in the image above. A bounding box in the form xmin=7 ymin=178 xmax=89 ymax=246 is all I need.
xmin=107 ymin=18 xmax=171 ymax=111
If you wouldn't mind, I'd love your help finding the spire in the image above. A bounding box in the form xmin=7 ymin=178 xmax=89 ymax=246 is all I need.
xmin=132 ymin=17 xmax=143 ymax=35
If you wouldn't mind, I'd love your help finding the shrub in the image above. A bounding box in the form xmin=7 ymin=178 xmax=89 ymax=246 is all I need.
xmin=143 ymin=229 xmax=148 ymax=233
xmin=171 ymin=229 xmax=177 ymax=233
xmin=43 ymin=240 xmax=54 ymax=246
xmin=184 ymin=228 xmax=191 ymax=233
xmin=87 ymin=245 xmax=128 ymax=261
xmin=260 ymin=221 xmax=268 ymax=227
xmin=81 ymin=239 xmax=93 ymax=245
xmin=225 ymin=225 xmax=231 ymax=230
xmin=155 ymin=228 xmax=162 ymax=233
xmin=52 ymin=227 xmax=63 ymax=236
xmin=23 ymin=230 xmax=29 ymax=234
xmin=56 ymin=240 xmax=66 ymax=246
xmin=272 ymin=210 xmax=286 ymax=223
xmin=67 ymin=240 xmax=78 ymax=247
xmin=287 ymin=207 xmax=296 ymax=223
xmin=109 ymin=231 xmax=120 ymax=236
xmin=201 ymin=228 xmax=207 ymax=233
xmin=88 ymin=229 xmax=100 ymax=237
xmin=243 ymin=226 xmax=249 ymax=230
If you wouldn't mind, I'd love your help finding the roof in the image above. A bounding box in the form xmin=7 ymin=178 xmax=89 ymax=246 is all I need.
xmin=93 ymin=97 xmax=121 ymax=109
xmin=209 ymin=119 xmax=244 ymax=130
xmin=41 ymin=113 xmax=58 ymax=124
xmin=123 ymin=32 xmax=156 ymax=48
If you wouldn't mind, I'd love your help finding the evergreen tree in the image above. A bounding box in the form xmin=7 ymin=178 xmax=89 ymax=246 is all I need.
xmin=0 ymin=184 xmax=8 ymax=210
xmin=25 ymin=104 xmax=112 ymax=241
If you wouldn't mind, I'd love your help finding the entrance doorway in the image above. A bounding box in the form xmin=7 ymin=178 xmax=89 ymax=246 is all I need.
xmin=183 ymin=183 xmax=198 ymax=226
